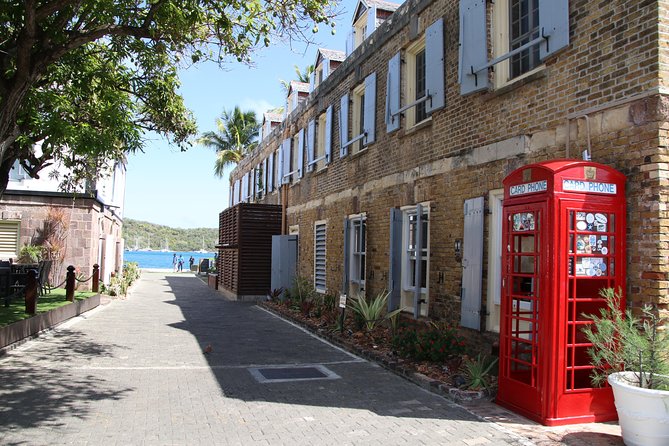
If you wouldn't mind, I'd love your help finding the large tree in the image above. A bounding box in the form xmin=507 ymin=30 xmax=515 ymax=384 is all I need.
xmin=198 ymin=107 xmax=260 ymax=177
xmin=0 ymin=0 xmax=337 ymax=196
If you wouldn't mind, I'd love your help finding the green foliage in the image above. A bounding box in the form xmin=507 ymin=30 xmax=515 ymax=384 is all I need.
xmin=348 ymin=291 xmax=403 ymax=332
xmin=123 ymin=218 xmax=217 ymax=252
xmin=17 ymin=244 xmax=43 ymax=264
xmin=393 ymin=321 xmax=467 ymax=362
xmin=287 ymin=276 xmax=318 ymax=316
xmin=460 ymin=354 xmax=498 ymax=391
xmin=197 ymin=107 xmax=260 ymax=176
xmin=582 ymin=288 xmax=669 ymax=390
xmin=103 ymin=261 xmax=142 ymax=297
xmin=0 ymin=0 xmax=338 ymax=195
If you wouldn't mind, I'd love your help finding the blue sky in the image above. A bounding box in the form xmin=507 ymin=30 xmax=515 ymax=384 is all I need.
xmin=124 ymin=0 xmax=359 ymax=229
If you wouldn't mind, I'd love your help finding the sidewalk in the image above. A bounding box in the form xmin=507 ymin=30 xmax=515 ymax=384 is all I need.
xmin=0 ymin=271 xmax=619 ymax=445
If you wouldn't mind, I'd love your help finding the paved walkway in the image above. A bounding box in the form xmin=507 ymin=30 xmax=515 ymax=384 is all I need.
xmin=0 ymin=272 xmax=616 ymax=445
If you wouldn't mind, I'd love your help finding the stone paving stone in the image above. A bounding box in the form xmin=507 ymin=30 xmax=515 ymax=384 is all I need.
xmin=0 ymin=271 xmax=614 ymax=445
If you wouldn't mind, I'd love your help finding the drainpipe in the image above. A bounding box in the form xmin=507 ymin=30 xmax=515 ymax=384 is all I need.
xmin=281 ymin=184 xmax=288 ymax=235
xmin=565 ymin=114 xmax=592 ymax=161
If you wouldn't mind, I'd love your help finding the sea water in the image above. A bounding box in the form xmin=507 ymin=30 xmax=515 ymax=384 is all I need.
xmin=124 ymin=251 xmax=216 ymax=270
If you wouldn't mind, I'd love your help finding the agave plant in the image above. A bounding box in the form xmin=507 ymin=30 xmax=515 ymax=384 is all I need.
xmin=348 ymin=290 xmax=404 ymax=332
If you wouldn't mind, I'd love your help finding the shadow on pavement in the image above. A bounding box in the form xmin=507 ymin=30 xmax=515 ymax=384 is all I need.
xmin=0 ymin=331 xmax=133 ymax=431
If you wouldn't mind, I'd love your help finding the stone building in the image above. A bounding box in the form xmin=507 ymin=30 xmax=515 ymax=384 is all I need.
xmin=227 ymin=0 xmax=668 ymax=338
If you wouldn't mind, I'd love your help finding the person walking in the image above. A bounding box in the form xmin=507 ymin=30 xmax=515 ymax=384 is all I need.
xmin=172 ymin=253 xmax=178 ymax=272
xmin=189 ymin=256 xmax=195 ymax=271
xmin=177 ymin=255 xmax=184 ymax=272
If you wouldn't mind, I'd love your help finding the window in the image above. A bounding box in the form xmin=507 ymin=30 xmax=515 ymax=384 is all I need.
xmin=273 ymin=149 xmax=279 ymax=189
xmin=291 ymin=133 xmax=300 ymax=182
xmin=493 ymin=0 xmax=541 ymax=85
xmin=351 ymin=84 xmax=365 ymax=154
xmin=316 ymin=113 xmax=326 ymax=170
xmin=405 ymin=210 xmax=428 ymax=290
xmin=349 ymin=215 xmax=366 ymax=288
xmin=353 ymin=11 xmax=368 ymax=48
xmin=406 ymin=40 xmax=428 ymax=127
xmin=397 ymin=204 xmax=429 ymax=317
xmin=0 ymin=220 xmax=20 ymax=260
xmin=9 ymin=161 xmax=28 ymax=181
xmin=314 ymin=221 xmax=327 ymax=293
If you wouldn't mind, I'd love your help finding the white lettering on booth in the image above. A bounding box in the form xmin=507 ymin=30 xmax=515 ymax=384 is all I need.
xmin=509 ymin=180 xmax=548 ymax=197
xmin=563 ymin=179 xmax=617 ymax=195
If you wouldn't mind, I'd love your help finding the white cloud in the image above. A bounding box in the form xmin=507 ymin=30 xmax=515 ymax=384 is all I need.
xmin=239 ymin=98 xmax=277 ymax=120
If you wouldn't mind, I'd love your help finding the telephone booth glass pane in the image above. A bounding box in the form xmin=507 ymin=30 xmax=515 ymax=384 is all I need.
xmin=504 ymin=209 xmax=541 ymax=388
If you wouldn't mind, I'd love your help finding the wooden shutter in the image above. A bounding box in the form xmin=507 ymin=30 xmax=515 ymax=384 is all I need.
xmin=297 ymin=128 xmax=305 ymax=178
xmin=461 ymin=196 xmax=484 ymax=330
xmin=363 ymin=72 xmax=376 ymax=145
xmin=413 ymin=204 xmax=424 ymax=319
xmin=385 ymin=52 xmax=401 ymax=132
xmin=339 ymin=94 xmax=350 ymax=157
xmin=366 ymin=6 xmax=377 ymax=37
xmin=325 ymin=105 xmax=333 ymax=164
xmin=342 ymin=217 xmax=351 ymax=295
xmin=307 ymin=119 xmax=316 ymax=172
xmin=425 ymin=18 xmax=445 ymax=113
xmin=388 ymin=208 xmax=403 ymax=311
xmin=459 ymin=0 xmax=488 ymax=95
xmin=314 ymin=223 xmax=327 ymax=292
xmin=539 ymin=0 xmax=570 ymax=59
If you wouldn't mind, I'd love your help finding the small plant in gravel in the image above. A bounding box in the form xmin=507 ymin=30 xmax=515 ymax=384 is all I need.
xmin=459 ymin=353 xmax=498 ymax=391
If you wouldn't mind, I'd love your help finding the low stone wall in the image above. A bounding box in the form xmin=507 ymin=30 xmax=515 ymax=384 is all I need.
xmin=0 ymin=294 xmax=100 ymax=350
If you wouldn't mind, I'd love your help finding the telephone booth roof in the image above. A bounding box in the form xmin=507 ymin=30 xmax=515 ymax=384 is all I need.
xmin=503 ymin=160 xmax=626 ymax=201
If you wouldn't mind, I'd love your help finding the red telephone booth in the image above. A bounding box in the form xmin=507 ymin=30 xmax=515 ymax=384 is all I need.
xmin=497 ymin=160 xmax=626 ymax=426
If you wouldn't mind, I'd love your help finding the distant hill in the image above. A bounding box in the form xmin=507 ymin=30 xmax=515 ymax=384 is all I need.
xmin=123 ymin=218 xmax=218 ymax=252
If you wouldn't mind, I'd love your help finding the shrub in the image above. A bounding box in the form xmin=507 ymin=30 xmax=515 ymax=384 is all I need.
xmin=460 ymin=354 xmax=498 ymax=391
xmin=17 ymin=244 xmax=43 ymax=264
xmin=393 ymin=321 xmax=466 ymax=362
xmin=347 ymin=290 xmax=403 ymax=332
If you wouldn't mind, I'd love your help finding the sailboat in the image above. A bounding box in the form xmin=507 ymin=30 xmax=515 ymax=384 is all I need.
xmin=160 ymin=238 xmax=170 ymax=252
xmin=195 ymin=236 xmax=209 ymax=253
xmin=139 ymin=234 xmax=153 ymax=251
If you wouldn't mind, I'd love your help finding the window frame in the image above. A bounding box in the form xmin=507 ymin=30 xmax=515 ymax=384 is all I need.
xmin=291 ymin=133 xmax=300 ymax=183
xmin=354 ymin=11 xmax=368 ymax=48
xmin=405 ymin=38 xmax=429 ymax=128
xmin=401 ymin=205 xmax=429 ymax=293
xmin=350 ymin=83 xmax=366 ymax=154
xmin=348 ymin=214 xmax=367 ymax=287
xmin=315 ymin=112 xmax=327 ymax=171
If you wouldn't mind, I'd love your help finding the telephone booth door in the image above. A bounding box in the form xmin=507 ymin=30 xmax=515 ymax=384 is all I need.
xmin=499 ymin=203 xmax=546 ymax=416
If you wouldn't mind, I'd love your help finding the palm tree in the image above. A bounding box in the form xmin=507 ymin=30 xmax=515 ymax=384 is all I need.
xmin=198 ymin=107 xmax=260 ymax=177
xmin=280 ymin=64 xmax=315 ymax=93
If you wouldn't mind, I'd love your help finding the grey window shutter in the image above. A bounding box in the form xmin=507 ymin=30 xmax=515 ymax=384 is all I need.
xmin=339 ymin=94 xmax=350 ymax=157
xmin=297 ymin=128 xmax=305 ymax=178
xmin=323 ymin=58 xmax=330 ymax=79
xmin=413 ymin=204 xmax=424 ymax=319
xmin=309 ymin=71 xmax=315 ymax=92
xmin=229 ymin=182 xmax=233 ymax=207
xmin=346 ymin=30 xmax=355 ymax=56
xmin=366 ymin=6 xmax=377 ymax=38
xmin=425 ymin=18 xmax=445 ymax=114
xmin=363 ymin=72 xmax=376 ymax=145
xmin=388 ymin=208 xmax=403 ymax=311
xmin=325 ymin=105 xmax=333 ymax=164
xmin=385 ymin=52 xmax=401 ymax=133
xmin=307 ymin=119 xmax=316 ymax=172
xmin=282 ymin=138 xmax=291 ymax=184
xmin=263 ymin=158 xmax=268 ymax=191
xmin=342 ymin=217 xmax=351 ymax=295
xmin=277 ymin=145 xmax=284 ymax=186
xmin=268 ymin=153 xmax=274 ymax=191
xmin=241 ymin=173 xmax=247 ymax=201
xmin=459 ymin=0 xmax=488 ymax=95
xmin=461 ymin=196 xmax=484 ymax=330
xmin=539 ymin=0 xmax=570 ymax=60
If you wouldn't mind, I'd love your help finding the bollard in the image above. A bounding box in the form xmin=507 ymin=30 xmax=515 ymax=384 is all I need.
xmin=25 ymin=269 xmax=38 ymax=314
xmin=65 ymin=265 xmax=75 ymax=302
xmin=92 ymin=264 xmax=100 ymax=293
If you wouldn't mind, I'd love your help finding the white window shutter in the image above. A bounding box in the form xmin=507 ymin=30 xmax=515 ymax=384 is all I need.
xmin=425 ymin=18 xmax=445 ymax=114
xmin=325 ymin=105 xmax=333 ymax=164
xmin=339 ymin=94 xmax=350 ymax=157
xmin=539 ymin=0 xmax=570 ymax=60
xmin=363 ymin=72 xmax=377 ymax=145
xmin=385 ymin=52 xmax=401 ymax=133
xmin=297 ymin=128 xmax=305 ymax=178
xmin=307 ymin=119 xmax=316 ymax=172
xmin=267 ymin=153 xmax=274 ymax=192
xmin=346 ymin=30 xmax=355 ymax=56
xmin=342 ymin=217 xmax=351 ymax=295
xmin=459 ymin=0 xmax=488 ymax=95
xmin=277 ymin=145 xmax=284 ymax=186
xmin=366 ymin=6 xmax=377 ymax=38
xmin=461 ymin=196 xmax=484 ymax=330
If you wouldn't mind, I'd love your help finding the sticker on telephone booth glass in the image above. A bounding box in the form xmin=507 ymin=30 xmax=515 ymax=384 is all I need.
xmin=513 ymin=213 xmax=535 ymax=231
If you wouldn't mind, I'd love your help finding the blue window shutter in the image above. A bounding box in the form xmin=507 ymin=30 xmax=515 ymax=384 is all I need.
xmin=267 ymin=154 xmax=274 ymax=192
xmin=263 ymin=158 xmax=268 ymax=191
xmin=363 ymin=72 xmax=376 ymax=145
xmin=459 ymin=0 xmax=488 ymax=95
xmin=461 ymin=196 xmax=484 ymax=330
xmin=346 ymin=30 xmax=355 ymax=56
xmin=307 ymin=119 xmax=315 ymax=172
xmin=339 ymin=94 xmax=349 ymax=157
xmin=413 ymin=204 xmax=424 ymax=319
xmin=385 ymin=52 xmax=401 ymax=133
xmin=426 ymin=18 xmax=445 ymax=114
xmin=277 ymin=145 xmax=284 ymax=186
xmin=366 ymin=6 xmax=377 ymax=37
xmin=342 ymin=217 xmax=351 ymax=295
xmin=325 ymin=105 xmax=333 ymax=164
xmin=388 ymin=208 xmax=403 ymax=311
xmin=539 ymin=0 xmax=570 ymax=60
xmin=297 ymin=128 xmax=305 ymax=178
xmin=323 ymin=58 xmax=330 ymax=79
xmin=282 ymin=139 xmax=291 ymax=184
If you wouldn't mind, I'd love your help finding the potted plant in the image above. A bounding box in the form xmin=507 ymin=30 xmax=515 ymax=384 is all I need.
xmin=582 ymin=288 xmax=669 ymax=446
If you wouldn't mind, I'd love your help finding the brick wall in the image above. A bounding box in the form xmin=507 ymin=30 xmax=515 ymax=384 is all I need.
xmin=232 ymin=0 xmax=669 ymax=323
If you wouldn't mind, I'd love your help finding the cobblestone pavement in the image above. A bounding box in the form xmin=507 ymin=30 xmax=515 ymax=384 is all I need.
xmin=0 ymin=272 xmax=618 ymax=445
